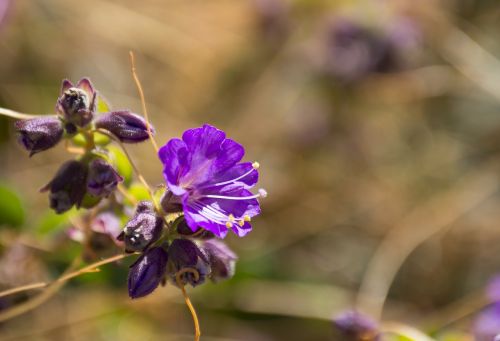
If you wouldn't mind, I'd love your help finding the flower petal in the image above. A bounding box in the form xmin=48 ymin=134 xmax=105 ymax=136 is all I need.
xmin=212 ymin=162 xmax=258 ymax=188
xmin=76 ymin=77 xmax=95 ymax=97
xmin=159 ymin=138 xmax=190 ymax=195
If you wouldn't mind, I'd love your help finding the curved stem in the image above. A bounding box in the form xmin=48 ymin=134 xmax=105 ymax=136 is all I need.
xmin=0 ymin=253 xmax=132 ymax=322
xmin=0 ymin=107 xmax=47 ymax=120
xmin=129 ymin=51 xmax=159 ymax=153
xmin=176 ymin=268 xmax=201 ymax=341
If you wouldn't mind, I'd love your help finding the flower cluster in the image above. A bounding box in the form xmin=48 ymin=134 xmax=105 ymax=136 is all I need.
xmin=125 ymin=124 xmax=264 ymax=298
xmin=14 ymin=77 xmax=265 ymax=301
xmin=14 ymin=78 xmax=153 ymax=213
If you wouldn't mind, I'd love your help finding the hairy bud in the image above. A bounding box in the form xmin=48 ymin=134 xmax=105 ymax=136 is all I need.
xmin=94 ymin=111 xmax=153 ymax=143
xmin=128 ymin=247 xmax=168 ymax=299
xmin=86 ymin=158 xmax=123 ymax=197
xmin=117 ymin=201 xmax=163 ymax=252
xmin=202 ymin=240 xmax=237 ymax=282
xmin=56 ymin=78 xmax=96 ymax=127
xmin=167 ymin=239 xmax=210 ymax=287
xmin=41 ymin=160 xmax=88 ymax=214
xmin=15 ymin=117 xmax=63 ymax=156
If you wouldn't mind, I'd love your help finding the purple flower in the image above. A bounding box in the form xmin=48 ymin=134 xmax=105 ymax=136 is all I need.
xmin=40 ymin=160 xmax=88 ymax=214
xmin=473 ymin=305 xmax=500 ymax=341
xmin=94 ymin=111 xmax=153 ymax=143
xmin=56 ymin=78 xmax=96 ymax=127
xmin=167 ymin=239 xmax=210 ymax=287
xmin=158 ymin=124 xmax=265 ymax=238
xmin=333 ymin=310 xmax=380 ymax=341
xmin=202 ymin=239 xmax=237 ymax=282
xmin=117 ymin=201 xmax=164 ymax=252
xmin=128 ymin=247 xmax=168 ymax=299
xmin=86 ymin=158 xmax=123 ymax=197
xmin=15 ymin=117 xmax=64 ymax=156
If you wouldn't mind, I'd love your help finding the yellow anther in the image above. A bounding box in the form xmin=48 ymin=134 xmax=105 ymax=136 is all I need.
xmin=252 ymin=162 xmax=260 ymax=169
xmin=225 ymin=221 xmax=232 ymax=228
xmin=238 ymin=220 xmax=245 ymax=227
xmin=228 ymin=214 xmax=235 ymax=222
xmin=244 ymin=215 xmax=251 ymax=222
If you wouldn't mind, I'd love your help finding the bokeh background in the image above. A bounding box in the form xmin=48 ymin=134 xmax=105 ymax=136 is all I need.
xmin=1 ymin=0 xmax=500 ymax=340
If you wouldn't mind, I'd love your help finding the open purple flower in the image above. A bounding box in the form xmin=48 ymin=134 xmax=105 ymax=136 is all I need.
xmin=158 ymin=124 xmax=265 ymax=238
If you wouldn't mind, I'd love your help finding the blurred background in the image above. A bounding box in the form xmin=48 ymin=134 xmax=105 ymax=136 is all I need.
xmin=1 ymin=0 xmax=500 ymax=340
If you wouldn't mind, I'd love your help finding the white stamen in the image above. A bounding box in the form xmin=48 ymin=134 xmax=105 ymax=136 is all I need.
xmin=203 ymin=188 xmax=267 ymax=201
xmin=208 ymin=163 xmax=259 ymax=188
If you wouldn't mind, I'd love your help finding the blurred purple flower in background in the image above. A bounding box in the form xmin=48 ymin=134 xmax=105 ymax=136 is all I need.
xmin=159 ymin=124 xmax=265 ymax=238
xmin=0 ymin=0 xmax=11 ymax=30
xmin=472 ymin=276 xmax=500 ymax=341
xmin=333 ymin=310 xmax=380 ymax=341
xmin=321 ymin=17 xmax=421 ymax=83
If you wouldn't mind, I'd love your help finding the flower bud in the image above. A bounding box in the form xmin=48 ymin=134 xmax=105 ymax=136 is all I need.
xmin=160 ymin=190 xmax=183 ymax=214
xmin=56 ymin=78 xmax=96 ymax=127
xmin=168 ymin=239 xmax=210 ymax=287
xmin=117 ymin=201 xmax=163 ymax=252
xmin=94 ymin=111 xmax=153 ymax=143
xmin=176 ymin=217 xmax=215 ymax=239
xmin=202 ymin=240 xmax=237 ymax=282
xmin=86 ymin=158 xmax=123 ymax=197
xmin=333 ymin=311 xmax=380 ymax=341
xmin=128 ymin=247 xmax=168 ymax=299
xmin=15 ymin=117 xmax=64 ymax=156
xmin=41 ymin=160 xmax=88 ymax=214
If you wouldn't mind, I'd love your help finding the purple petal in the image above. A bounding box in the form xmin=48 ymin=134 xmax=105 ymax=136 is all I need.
xmin=76 ymin=77 xmax=95 ymax=97
xmin=212 ymin=162 xmax=259 ymax=188
xmin=232 ymin=221 xmax=252 ymax=237
xmin=159 ymin=138 xmax=190 ymax=195
xmin=61 ymin=79 xmax=73 ymax=94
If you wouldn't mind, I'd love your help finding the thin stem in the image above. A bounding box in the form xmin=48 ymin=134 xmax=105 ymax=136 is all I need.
xmin=129 ymin=51 xmax=159 ymax=153
xmin=97 ymin=128 xmax=163 ymax=215
xmin=117 ymin=183 xmax=139 ymax=205
xmin=0 ymin=253 xmax=132 ymax=322
xmin=176 ymin=268 xmax=201 ymax=341
xmin=0 ymin=107 xmax=47 ymax=120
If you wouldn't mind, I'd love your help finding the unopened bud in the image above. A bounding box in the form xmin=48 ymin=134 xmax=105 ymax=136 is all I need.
xmin=56 ymin=78 xmax=96 ymax=127
xmin=117 ymin=201 xmax=163 ymax=252
xmin=128 ymin=247 xmax=168 ymax=299
xmin=15 ymin=117 xmax=63 ymax=156
xmin=167 ymin=238 xmax=210 ymax=287
xmin=94 ymin=111 xmax=153 ymax=143
xmin=41 ymin=160 xmax=88 ymax=214
xmin=202 ymin=240 xmax=237 ymax=282
xmin=87 ymin=158 xmax=123 ymax=197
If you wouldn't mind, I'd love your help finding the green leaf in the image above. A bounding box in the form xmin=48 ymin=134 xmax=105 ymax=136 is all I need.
xmin=36 ymin=209 xmax=74 ymax=236
xmin=96 ymin=94 xmax=111 ymax=113
xmin=108 ymin=145 xmax=133 ymax=185
xmin=71 ymin=133 xmax=86 ymax=147
xmin=94 ymin=131 xmax=111 ymax=146
xmin=0 ymin=185 xmax=25 ymax=228
xmin=127 ymin=182 xmax=151 ymax=204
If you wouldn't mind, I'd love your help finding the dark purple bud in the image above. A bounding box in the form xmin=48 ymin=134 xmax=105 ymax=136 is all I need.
xmin=202 ymin=240 xmax=237 ymax=282
xmin=94 ymin=111 xmax=154 ymax=143
xmin=41 ymin=160 xmax=88 ymax=214
xmin=117 ymin=201 xmax=163 ymax=252
xmin=160 ymin=190 xmax=183 ymax=214
xmin=128 ymin=247 xmax=168 ymax=299
xmin=168 ymin=239 xmax=210 ymax=287
xmin=15 ymin=117 xmax=63 ymax=156
xmin=333 ymin=310 xmax=380 ymax=341
xmin=86 ymin=158 xmax=123 ymax=197
xmin=56 ymin=78 xmax=96 ymax=127
xmin=176 ymin=217 xmax=215 ymax=239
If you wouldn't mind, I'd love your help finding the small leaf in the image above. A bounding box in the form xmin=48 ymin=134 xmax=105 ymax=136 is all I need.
xmin=94 ymin=131 xmax=111 ymax=146
xmin=0 ymin=185 xmax=25 ymax=228
xmin=96 ymin=94 xmax=111 ymax=113
xmin=36 ymin=209 xmax=74 ymax=236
